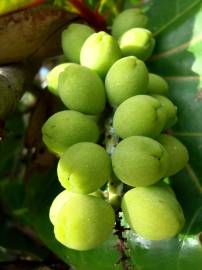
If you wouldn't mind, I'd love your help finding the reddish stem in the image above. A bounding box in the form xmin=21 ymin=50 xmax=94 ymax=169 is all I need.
xmin=0 ymin=0 xmax=45 ymax=17
xmin=68 ymin=0 xmax=107 ymax=31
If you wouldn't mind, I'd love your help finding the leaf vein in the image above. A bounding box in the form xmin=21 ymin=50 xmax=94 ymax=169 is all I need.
xmin=185 ymin=164 xmax=202 ymax=194
xmin=153 ymin=0 xmax=201 ymax=36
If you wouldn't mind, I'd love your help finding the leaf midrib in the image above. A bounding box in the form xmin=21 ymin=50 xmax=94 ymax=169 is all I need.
xmin=153 ymin=0 xmax=201 ymax=36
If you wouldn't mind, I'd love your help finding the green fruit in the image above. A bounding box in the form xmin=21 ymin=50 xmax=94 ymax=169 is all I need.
xmin=113 ymin=95 xmax=166 ymax=139
xmin=57 ymin=142 xmax=111 ymax=194
xmin=158 ymin=134 xmax=189 ymax=176
xmin=54 ymin=192 xmax=115 ymax=250
xmin=121 ymin=185 xmax=185 ymax=240
xmin=153 ymin=95 xmax=178 ymax=129
xmin=105 ymin=56 xmax=148 ymax=107
xmin=58 ymin=64 xmax=106 ymax=114
xmin=42 ymin=110 xmax=99 ymax=156
xmin=148 ymin=73 xmax=169 ymax=96
xmin=62 ymin=23 xmax=94 ymax=63
xmin=112 ymin=136 xmax=169 ymax=187
xmin=119 ymin=28 xmax=155 ymax=60
xmin=80 ymin=31 xmax=122 ymax=77
xmin=47 ymin=63 xmax=70 ymax=96
xmin=112 ymin=8 xmax=148 ymax=39
xmin=49 ymin=190 xmax=70 ymax=225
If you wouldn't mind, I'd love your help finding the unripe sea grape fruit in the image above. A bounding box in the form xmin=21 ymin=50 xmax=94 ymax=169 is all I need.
xmin=47 ymin=63 xmax=70 ymax=96
xmin=58 ymin=64 xmax=106 ymax=115
xmin=62 ymin=23 xmax=94 ymax=63
xmin=121 ymin=185 xmax=185 ymax=240
xmin=112 ymin=136 xmax=169 ymax=186
xmin=105 ymin=56 xmax=148 ymax=107
xmin=57 ymin=142 xmax=111 ymax=194
xmin=49 ymin=190 xmax=70 ymax=225
xmin=42 ymin=110 xmax=99 ymax=156
xmin=54 ymin=192 xmax=115 ymax=250
xmin=153 ymin=95 xmax=178 ymax=129
xmin=158 ymin=134 xmax=189 ymax=176
xmin=119 ymin=28 xmax=155 ymax=61
xmin=112 ymin=8 xmax=148 ymax=39
xmin=113 ymin=95 xmax=166 ymax=139
xmin=80 ymin=31 xmax=122 ymax=78
xmin=148 ymin=73 xmax=169 ymax=96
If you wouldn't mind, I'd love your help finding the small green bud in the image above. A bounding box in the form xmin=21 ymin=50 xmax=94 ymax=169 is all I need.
xmin=121 ymin=185 xmax=185 ymax=240
xmin=47 ymin=63 xmax=70 ymax=96
xmin=105 ymin=56 xmax=148 ymax=108
xmin=42 ymin=110 xmax=99 ymax=156
xmin=58 ymin=64 xmax=106 ymax=115
xmin=158 ymin=134 xmax=189 ymax=176
xmin=119 ymin=28 xmax=155 ymax=61
xmin=113 ymin=95 xmax=166 ymax=139
xmin=148 ymin=73 xmax=169 ymax=96
xmin=153 ymin=95 xmax=178 ymax=129
xmin=112 ymin=8 xmax=148 ymax=39
xmin=80 ymin=31 xmax=122 ymax=78
xmin=112 ymin=136 xmax=169 ymax=187
xmin=62 ymin=23 xmax=94 ymax=63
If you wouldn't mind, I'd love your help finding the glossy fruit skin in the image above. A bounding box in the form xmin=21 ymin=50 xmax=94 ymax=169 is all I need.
xmin=57 ymin=142 xmax=111 ymax=194
xmin=148 ymin=73 xmax=169 ymax=96
xmin=62 ymin=23 xmax=94 ymax=63
xmin=105 ymin=56 xmax=148 ymax=108
xmin=47 ymin=63 xmax=70 ymax=96
xmin=49 ymin=190 xmax=70 ymax=225
xmin=153 ymin=95 xmax=178 ymax=129
xmin=112 ymin=8 xmax=148 ymax=39
xmin=80 ymin=31 xmax=122 ymax=78
xmin=53 ymin=192 xmax=115 ymax=250
xmin=119 ymin=28 xmax=155 ymax=61
xmin=112 ymin=136 xmax=169 ymax=187
xmin=113 ymin=95 xmax=166 ymax=139
xmin=42 ymin=110 xmax=99 ymax=156
xmin=158 ymin=134 xmax=189 ymax=176
xmin=121 ymin=184 xmax=185 ymax=240
xmin=58 ymin=64 xmax=106 ymax=115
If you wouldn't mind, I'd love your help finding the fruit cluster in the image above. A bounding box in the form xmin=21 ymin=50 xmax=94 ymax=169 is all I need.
xmin=43 ymin=8 xmax=189 ymax=251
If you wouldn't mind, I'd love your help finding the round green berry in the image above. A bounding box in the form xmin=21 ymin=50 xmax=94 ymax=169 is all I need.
xmin=58 ymin=64 xmax=106 ymax=115
xmin=112 ymin=136 xmax=169 ymax=187
xmin=157 ymin=134 xmax=189 ymax=176
xmin=42 ymin=110 xmax=99 ymax=156
xmin=112 ymin=8 xmax=148 ymax=39
xmin=153 ymin=95 xmax=178 ymax=129
xmin=148 ymin=73 xmax=169 ymax=96
xmin=54 ymin=192 xmax=115 ymax=250
xmin=49 ymin=190 xmax=70 ymax=225
xmin=57 ymin=142 xmax=111 ymax=194
xmin=47 ymin=63 xmax=70 ymax=96
xmin=105 ymin=56 xmax=148 ymax=107
xmin=121 ymin=185 xmax=185 ymax=240
xmin=113 ymin=95 xmax=166 ymax=139
xmin=80 ymin=31 xmax=122 ymax=77
xmin=119 ymin=28 xmax=155 ymax=61
xmin=62 ymin=23 xmax=94 ymax=63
